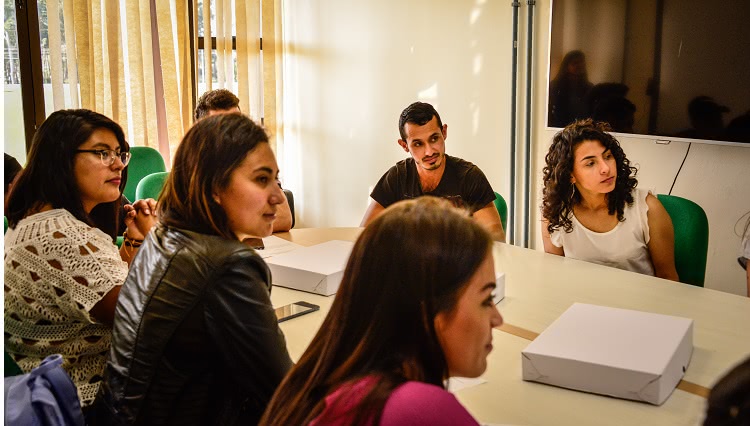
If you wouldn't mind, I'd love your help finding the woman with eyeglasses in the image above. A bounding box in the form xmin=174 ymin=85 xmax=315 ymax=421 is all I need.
xmin=4 ymin=109 xmax=156 ymax=408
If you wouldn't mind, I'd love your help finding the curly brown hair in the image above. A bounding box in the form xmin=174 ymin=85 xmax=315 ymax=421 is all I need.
xmin=542 ymin=119 xmax=638 ymax=235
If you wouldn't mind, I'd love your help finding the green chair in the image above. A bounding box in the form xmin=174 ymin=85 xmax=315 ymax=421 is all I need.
xmin=657 ymin=194 xmax=709 ymax=287
xmin=135 ymin=171 xmax=169 ymax=201
xmin=5 ymin=350 xmax=23 ymax=377
xmin=124 ymin=146 xmax=166 ymax=202
xmin=283 ymin=189 xmax=295 ymax=229
xmin=493 ymin=192 xmax=508 ymax=232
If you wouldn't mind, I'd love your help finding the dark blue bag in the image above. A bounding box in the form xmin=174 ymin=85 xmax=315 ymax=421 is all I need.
xmin=4 ymin=354 xmax=85 ymax=426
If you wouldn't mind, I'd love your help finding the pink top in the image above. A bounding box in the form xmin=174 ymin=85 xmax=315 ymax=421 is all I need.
xmin=310 ymin=377 xmax=479 ymax=426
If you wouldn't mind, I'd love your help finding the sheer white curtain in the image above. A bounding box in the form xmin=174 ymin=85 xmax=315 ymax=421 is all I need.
xmin=42 ymin=0 xmax=283 ymax=162
xmin=42 ymin=0 xmax=194 ymax=166
xmin=204 ymin=0 xmax=283 ymax=152
xmin=261 ymin=0 xmax=283 ymax=154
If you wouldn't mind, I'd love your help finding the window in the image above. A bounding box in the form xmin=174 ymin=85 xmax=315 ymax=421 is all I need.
xmin=4 ymin=1 xmax=28 ymax=163
xmin=6 ymin=0 xmax=276 ymax=160
xmin=191 ymin=0 xmax=265 ymax=123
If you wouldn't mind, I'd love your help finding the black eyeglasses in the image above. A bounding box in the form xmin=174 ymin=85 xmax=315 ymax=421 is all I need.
xmin=76 ymin=149 xmax=131 ymax=166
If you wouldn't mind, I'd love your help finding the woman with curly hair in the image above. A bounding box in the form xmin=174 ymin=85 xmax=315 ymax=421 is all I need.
xmin=541 ymin=119 xmax=678 ymax=280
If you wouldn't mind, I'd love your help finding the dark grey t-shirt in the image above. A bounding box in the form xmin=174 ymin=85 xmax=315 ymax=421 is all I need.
xmin=370 ymin=155 xmax=496 ymax=214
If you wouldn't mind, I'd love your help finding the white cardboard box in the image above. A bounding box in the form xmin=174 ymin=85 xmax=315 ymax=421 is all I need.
xmin=265 ymin=240 xmax=354 ymax=296
xmin=521 ymin=303 xmax=693 ymax=405
xmin=494 ymin=272 xmax=506 ymax=305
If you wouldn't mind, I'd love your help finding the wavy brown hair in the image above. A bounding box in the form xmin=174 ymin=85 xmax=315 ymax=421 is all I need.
xmin=542 ymin=119 xmax=638 ymax=234
xmin=260 ymin=197 xmax=493 ymax=426
xmin=158 ymin=113 xmax=268 ymax=239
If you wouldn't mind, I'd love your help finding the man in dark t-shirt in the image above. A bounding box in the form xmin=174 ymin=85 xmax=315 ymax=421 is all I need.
xmin=361 ymin=102 xmax=505 ymax=241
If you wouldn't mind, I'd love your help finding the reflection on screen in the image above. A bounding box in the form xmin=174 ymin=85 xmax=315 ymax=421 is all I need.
xmin=548 ymin=0 xmax=750 ymax=143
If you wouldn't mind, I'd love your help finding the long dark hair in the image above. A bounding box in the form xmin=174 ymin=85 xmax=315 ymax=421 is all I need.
xmin=260 ymin=197 xmax=493 ymax=425
xmin=542 ymin=119 xmax=638 ymax=234
xmin=703 ymin=355 xmax=750 ymax=426
xmin=552 ymin=50 xmax=589 ymax=84
xmin=158 ymin=113 xmax=269 ymax=239
xmin=6 ymin=109 xmax=128 ymax=240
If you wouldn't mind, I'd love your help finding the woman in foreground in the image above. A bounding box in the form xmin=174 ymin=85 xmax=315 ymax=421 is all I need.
xmin=261 ymin=196 xmax=503 ymax=425
xmin=94 ymin=114 xmax=292 ymax=425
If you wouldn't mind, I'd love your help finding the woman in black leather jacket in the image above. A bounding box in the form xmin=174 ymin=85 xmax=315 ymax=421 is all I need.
xmin=93 ymin=113 xmax=293 ymax=425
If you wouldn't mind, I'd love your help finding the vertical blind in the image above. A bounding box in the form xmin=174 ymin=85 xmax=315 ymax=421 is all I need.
xmin=39 ymin=0 xmax=283 ymax=161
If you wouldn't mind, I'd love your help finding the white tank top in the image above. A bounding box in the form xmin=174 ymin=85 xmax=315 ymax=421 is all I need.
xmin=549 ymin=188 xmax=654 ymax=276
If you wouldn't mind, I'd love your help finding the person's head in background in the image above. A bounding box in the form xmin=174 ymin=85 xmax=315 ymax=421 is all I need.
xmin=194 ymin=89 xmax=240 ymax=121
xmin=4 ymin=153 xmax=23 ymax=215
xmin=397 ymin=101 xmax=448 ymax=173
xmin=703 ymin=356 xmax=750 ymax=425
xmin=592 ymin=96 xmax=636 ymax=133
xmin=542 ymin=119 xmax=638 ymax=234
xmin=725 ymin=111 xmax=750 ymax=143
xmin=6 ymin=109 xmax=129 ymax=240
xmin=261 ymin=196 xmax=503 ymax=425
xmin=159 ymin=113 xmax=284 ymax=240
xmin=554 ymin=50 xmax=589 ymax=83
xmin=688 ymin=96 xmax=728 ymax=136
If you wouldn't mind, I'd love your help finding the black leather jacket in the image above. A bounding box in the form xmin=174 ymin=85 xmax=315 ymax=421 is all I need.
xmin=93 ymin=225 xmax=293 ymax=425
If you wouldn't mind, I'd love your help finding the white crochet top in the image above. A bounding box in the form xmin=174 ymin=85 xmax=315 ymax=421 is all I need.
xmin=4 ymin=209 xmax=128 ymax=406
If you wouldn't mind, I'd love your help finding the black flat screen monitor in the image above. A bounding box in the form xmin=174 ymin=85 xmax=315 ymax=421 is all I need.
xmin=547 ymin=0 xmax=750 ymax=145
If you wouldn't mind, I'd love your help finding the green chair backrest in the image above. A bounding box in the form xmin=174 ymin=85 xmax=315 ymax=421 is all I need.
xmin=4 ymin=216 xmax=8 ymax=234
xmin=124 ymin=146 xmax=166 ymax=202
xmin=657 ymin=194 xmax=709 ymax=287
xmin=135 ymin=172 xmax=170 ymax=201
xmin=493 ymin=192 xmax=508 ymax=232
xmin=283 ymin=189 xmax=295 ymax=229
xmin=5 ymin=350 xmax=23 ymax=377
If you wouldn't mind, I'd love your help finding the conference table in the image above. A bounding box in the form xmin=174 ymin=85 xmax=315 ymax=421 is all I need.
xmin=270 ymin=227 xmax=750 ymax=426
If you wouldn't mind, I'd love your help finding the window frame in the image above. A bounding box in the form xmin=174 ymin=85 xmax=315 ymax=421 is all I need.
xmin=187 ymin=1 xmax=262 ymax=122
xmin=14 ymin=0 xmax=47 ymax=151
xmin=12 ymin=0 xmax=258 ymax=150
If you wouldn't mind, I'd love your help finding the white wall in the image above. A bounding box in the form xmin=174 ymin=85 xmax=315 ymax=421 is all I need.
xmin=278 ymin=0 xmax=750 ymax=296
xmin=279 ymin=0 xmax=512 ymax=228
xmin=530 ymin=1 xmax=750 ymax=296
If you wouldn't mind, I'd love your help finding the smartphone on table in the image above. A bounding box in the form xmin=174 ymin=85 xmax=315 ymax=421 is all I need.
xmin=275 ymin=301 xmax=320 ymax=323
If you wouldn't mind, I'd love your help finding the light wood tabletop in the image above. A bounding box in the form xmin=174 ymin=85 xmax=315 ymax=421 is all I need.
xmin=270 ymin=227 xmax=750 ymax=426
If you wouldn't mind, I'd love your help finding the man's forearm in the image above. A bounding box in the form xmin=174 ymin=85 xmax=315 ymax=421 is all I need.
xmin=273 ymin=201 xmax=293 ymax=232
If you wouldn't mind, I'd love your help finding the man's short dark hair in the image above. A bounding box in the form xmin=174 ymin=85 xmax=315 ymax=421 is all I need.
xmin=194 ymin=89 xmax=240 ymax=121
xmin=398 ymin=102 xmax=443 ymax=141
